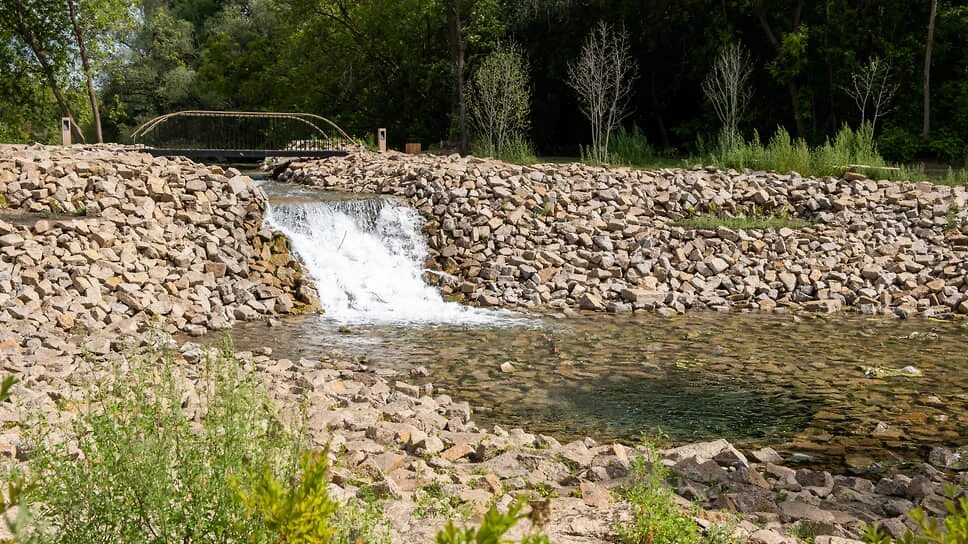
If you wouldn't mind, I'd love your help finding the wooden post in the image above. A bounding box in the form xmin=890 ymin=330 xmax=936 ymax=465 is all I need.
xmin=405 ymin=142 xmax=422 ymax=154
xmin=377 ymin=128 xmax=387 ymax=152
xmin=61 ymin=117 xmax=72 ymax=146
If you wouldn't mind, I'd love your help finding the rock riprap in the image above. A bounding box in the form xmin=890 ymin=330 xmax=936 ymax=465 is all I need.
xmin=2 ymin=335 xmax=962 ymax=544
xmin=280 ymin=152 xmax=968 ymax=317
xmin=0 ymin=144 xmax=318 ymax=342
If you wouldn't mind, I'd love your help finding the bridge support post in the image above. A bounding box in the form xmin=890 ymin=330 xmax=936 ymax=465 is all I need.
xmin=61 ymin=118 xmax=72 ymax=146
xmin=377 ymin=128 xmax=387 ymax=152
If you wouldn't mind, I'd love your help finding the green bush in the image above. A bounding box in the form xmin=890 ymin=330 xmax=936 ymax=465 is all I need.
xmin=236 ymin=451 xmax=338 ymax=544
xmin=9 ymin=342 xmax=392 ymax=544
xmin=766 ymin=127 xmax=811 ymax=175
xmin=877 ymin=126 xmax=923 ymax=164
xmin=606 ymin=125 xmax=658 ymax=167
xmin=435 ymin=498 xmax=549 ymax=544
xmin=618 ymin=449 xmax=703 ymax=544
xmin=18 ymin=345 xmax=306 ymax=543
xmin=927 ymin=131 xmax=968 ymax=166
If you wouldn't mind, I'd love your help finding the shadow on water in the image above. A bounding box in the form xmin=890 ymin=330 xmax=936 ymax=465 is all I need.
xmin=541 ymin=372 xmax=819 ymax=446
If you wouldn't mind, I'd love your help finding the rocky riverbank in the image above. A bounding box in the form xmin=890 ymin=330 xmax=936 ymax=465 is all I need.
xmin=279 ymin=151 xmax=968 ymax=318
xmin=1 ymin=146 xmax=964 ymax=543
xmin=0 ymin=144 xmax=317 ymax=349
xmin=2 ymin=332 xmax=964 ymax=543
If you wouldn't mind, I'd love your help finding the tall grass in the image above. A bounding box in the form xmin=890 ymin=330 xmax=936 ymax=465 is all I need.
xmin=474 ymin=135 xmax=538 ymax=164
xmin=705 ymin=123 xmax=968 ymax=185
xmin=580 ymin=125 xmax=659 ymax=167
xmin=608 ymin=125 xmax=658 ymax=167
xmin=700 ymin=123 xmax=899 ymax=179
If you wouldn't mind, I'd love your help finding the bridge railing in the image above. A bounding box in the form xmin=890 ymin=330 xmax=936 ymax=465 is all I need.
xmin=131 ymin=110 xmax=356 ymax=158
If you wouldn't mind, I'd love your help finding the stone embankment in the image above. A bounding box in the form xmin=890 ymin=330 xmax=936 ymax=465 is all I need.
xmin=3 ymin=337 xmax=964 ymax=543
xmin=280 ymin=152 xmax=968 ymax=318
xmin=0 ymin=144 xmax=317 ymax=349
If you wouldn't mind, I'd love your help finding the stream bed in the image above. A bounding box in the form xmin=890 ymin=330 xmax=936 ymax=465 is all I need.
xmin=215 ymin=311 xmax=968 ymax=472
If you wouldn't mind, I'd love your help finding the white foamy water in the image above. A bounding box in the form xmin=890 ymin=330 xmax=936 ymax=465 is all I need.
xmin=266 ymin=198 xmax=512 ymax=325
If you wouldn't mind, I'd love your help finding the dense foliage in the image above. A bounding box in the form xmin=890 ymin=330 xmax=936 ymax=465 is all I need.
xmin=1 ymin=0 xmax=966 ymax=165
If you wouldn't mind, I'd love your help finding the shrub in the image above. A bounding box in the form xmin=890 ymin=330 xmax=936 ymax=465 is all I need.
xmin=618 ymin=449 xmax=703 ymax=544
xmin=606 ymin=125 xmax=657 ymax=167
xmin=467 ymin=42 xmax=533 ymax=161
xmin=236 ymin=451 xmax=338 ymax=544
xmin=15 ymin=343 xmax=333 ymax=544
xmin=435 ymin=498 xmax=549 ymax=544
xmin=877 ymin=126 xmax=923 ymax=164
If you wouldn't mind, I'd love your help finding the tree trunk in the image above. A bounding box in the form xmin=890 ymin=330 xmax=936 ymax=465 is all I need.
xmin=67 ymin=0 xmax=102 ymax=143
xmin=649 ymin=69 xmax=670 ymax=150
xmin=755 ymin=1 xmax=807 ymax=137
xmin=7 ymin=0 xmax=85 ymax=143
xmin=923 ymin=0 xmax=937 ymax=137
xmin=448 ymin=0 xmax=468 ymax=154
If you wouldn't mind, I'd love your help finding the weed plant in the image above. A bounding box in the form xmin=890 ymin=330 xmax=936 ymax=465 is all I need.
xmin=12 ymin=344 xmax=385 ymax=544
xmin=474 ymin=136 xmax=538 ymax=165
xmin=618 ymin=449 xmax=702 ymax=544
xmin=863 ymin=490 xmax=968 ymax=544
xmin=618 ymin=447 xmax=738 ymax=544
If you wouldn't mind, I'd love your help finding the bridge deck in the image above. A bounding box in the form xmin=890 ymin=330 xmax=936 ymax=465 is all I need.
xmin=143 ymin=148 xmax=348 ymax=159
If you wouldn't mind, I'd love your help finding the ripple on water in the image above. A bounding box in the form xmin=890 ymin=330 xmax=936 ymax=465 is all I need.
xmin=209 ymin=312 xmax=968 ymax=471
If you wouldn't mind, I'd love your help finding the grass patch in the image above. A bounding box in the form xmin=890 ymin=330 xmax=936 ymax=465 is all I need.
xmin=935 ymin=166 xmax=968 ymax=186
xmin=699 ymin=124 xmax=880 ymax=178
xmin=676 ymin=206 xmax=812 ymax=230
xmin=581 ymin=125 xmax=660 ymax=168
xmin=413 ymin=481 xmax=466 ymax=520
xmin=0 ymin=193 xmax=8 ymax=209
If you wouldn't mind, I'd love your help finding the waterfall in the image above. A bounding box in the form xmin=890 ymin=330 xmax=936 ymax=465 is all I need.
xmin=265 ymin=197 xmax=507 ymax=325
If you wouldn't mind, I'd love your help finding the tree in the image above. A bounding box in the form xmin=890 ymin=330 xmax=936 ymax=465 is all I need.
xmin=923 ymin=0 xmax=938 ymax=137
xmin=567 ymin=21 xmax=637 ymax=163
xmin=0 ymin=0 xmax=85 ymax=142
xmin=842 ymin=57 xmax=898 ymax=136
xmin=750 ymin=0 xmax=810 ymax=137
xmin=702 ymin=42 xmax=754 ymax=150
xmin=466 ymin=42 xmax=532 ymax=157
xmin=64 ymin=0 xmax=129 ymax=144
xmin=448 ymin=0 xmax=468 ymax=153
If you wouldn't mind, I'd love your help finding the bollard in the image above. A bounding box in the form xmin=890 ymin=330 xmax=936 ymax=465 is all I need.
xmin=61 ymin=118 xmax=72 ymax=146
xmin=377 ymin=128 xmax=387 ymax=152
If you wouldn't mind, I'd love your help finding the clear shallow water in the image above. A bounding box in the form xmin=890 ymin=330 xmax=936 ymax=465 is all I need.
xmin=218 ymin=312 xmax=968 ymax=472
